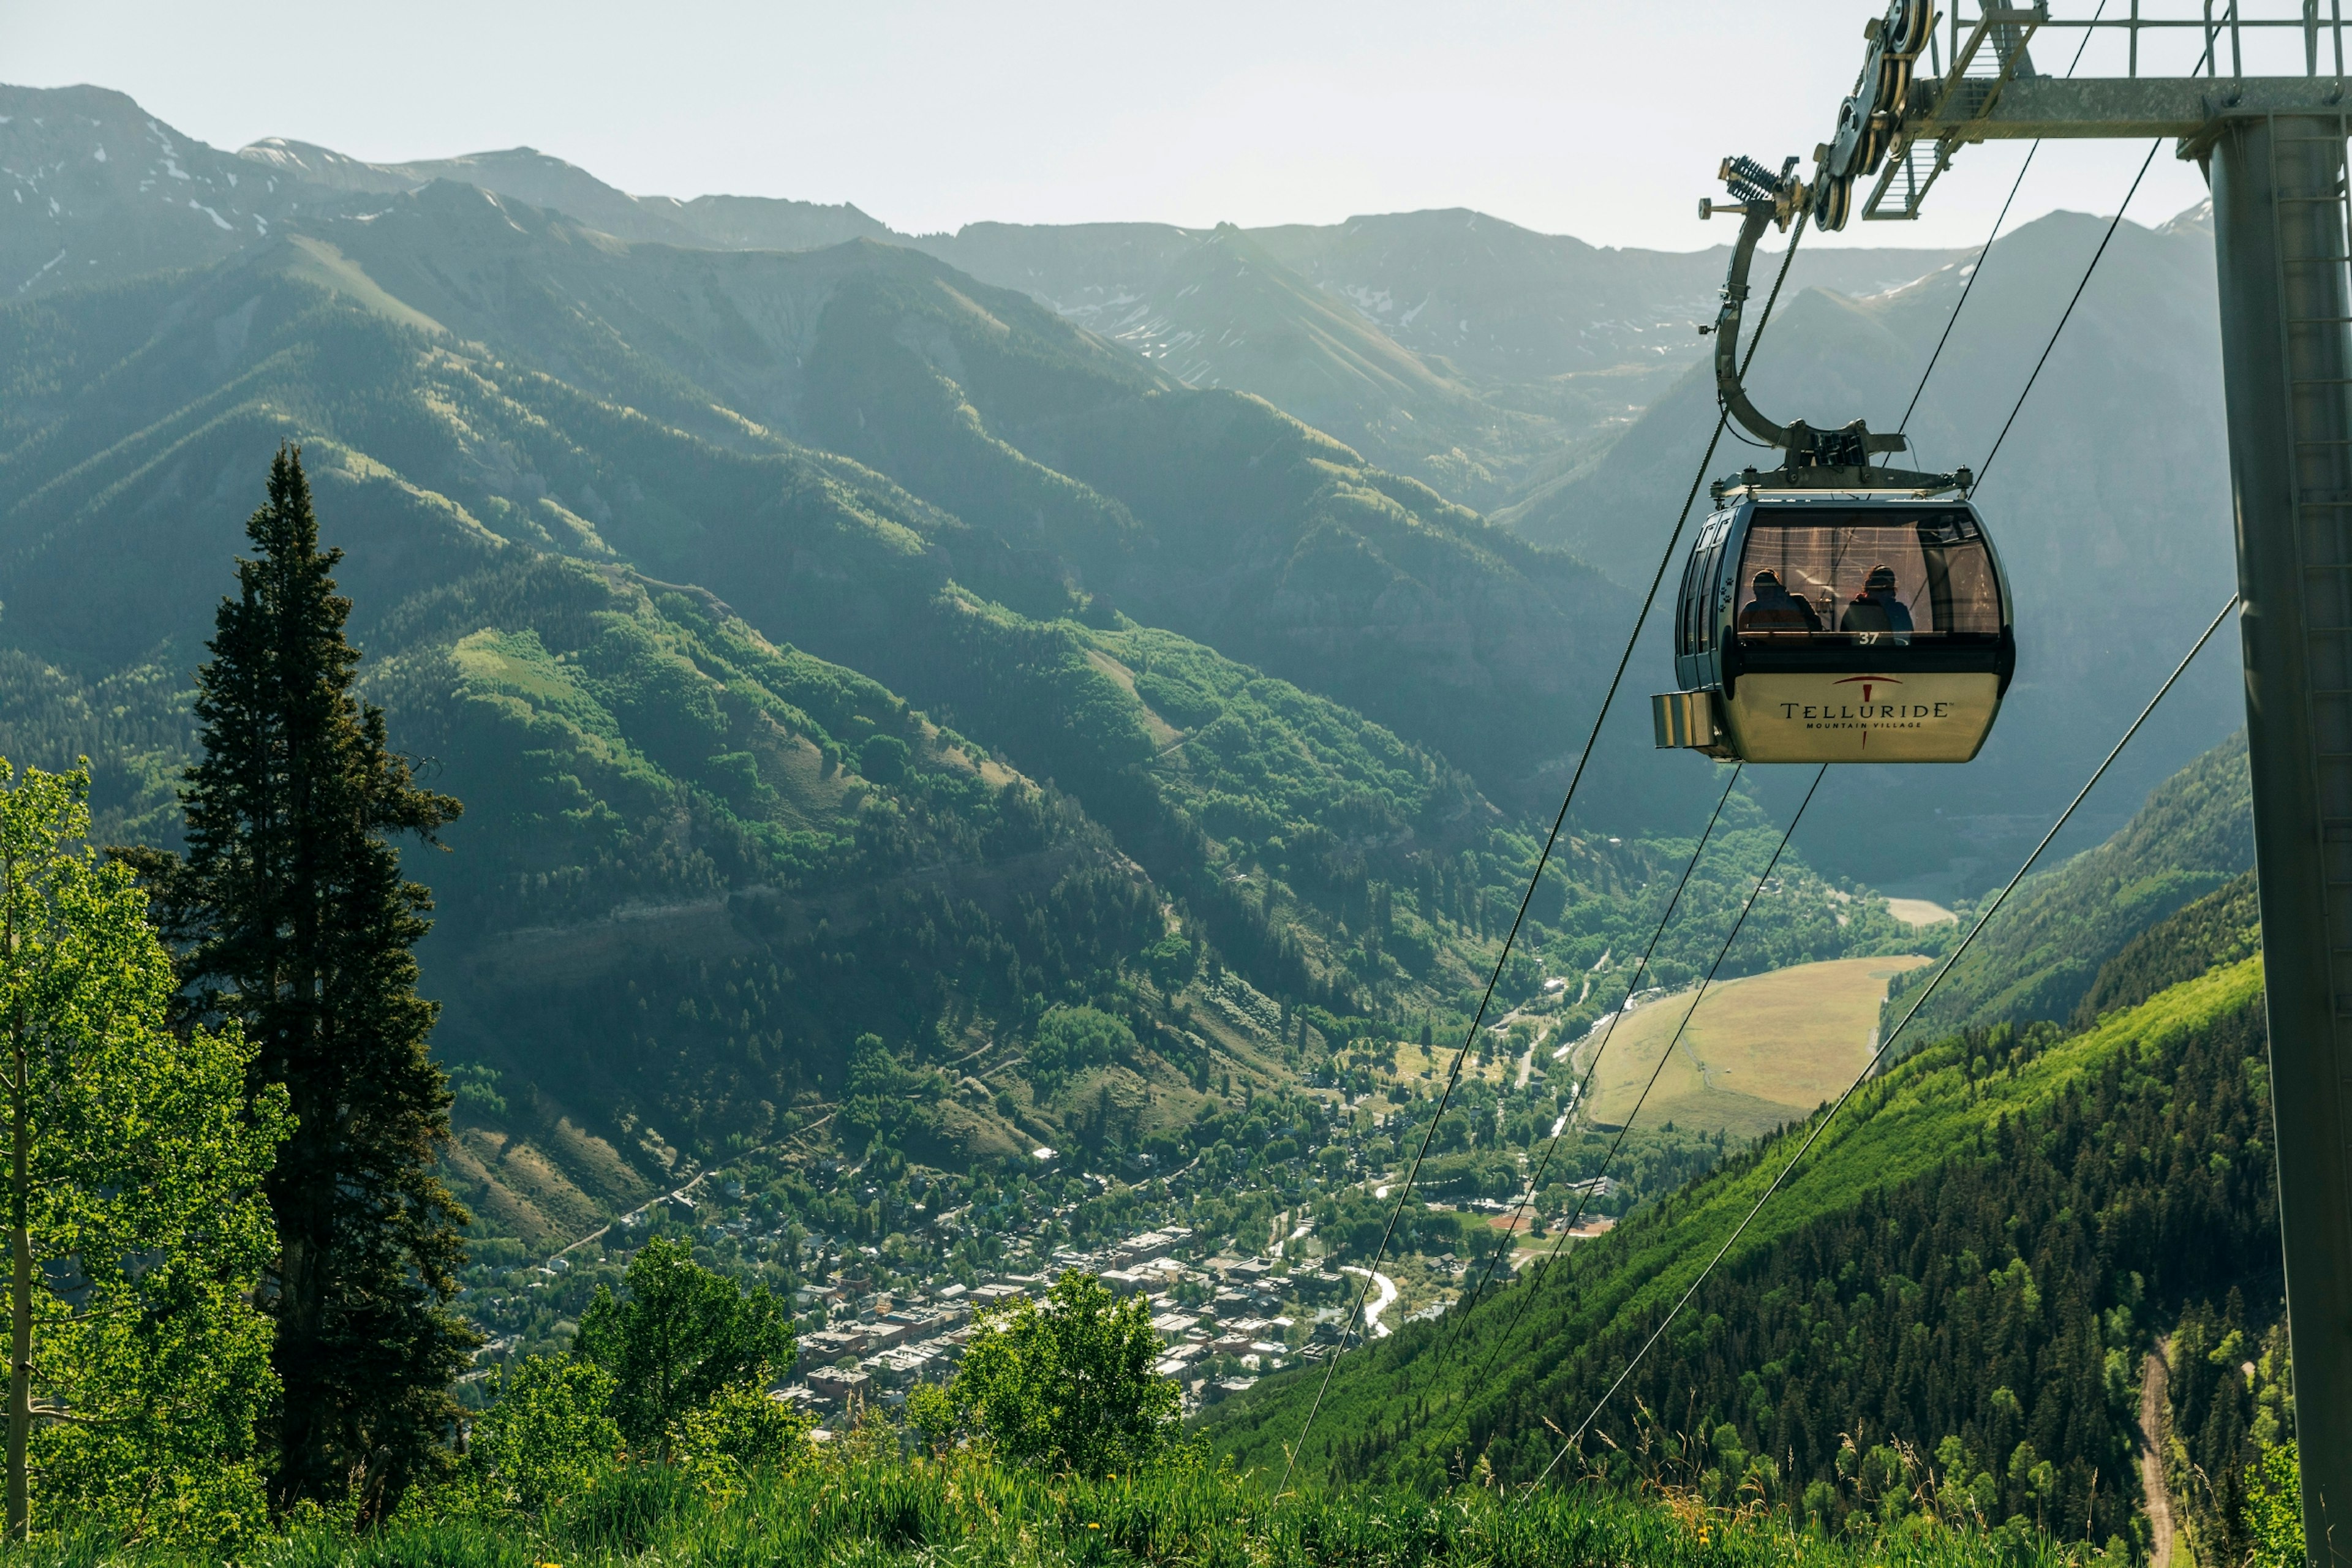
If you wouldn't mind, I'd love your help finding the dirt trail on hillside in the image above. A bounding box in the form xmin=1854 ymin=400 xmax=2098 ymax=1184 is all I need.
xmin=2141 ymin=1343 xmax=2175 ymax=1568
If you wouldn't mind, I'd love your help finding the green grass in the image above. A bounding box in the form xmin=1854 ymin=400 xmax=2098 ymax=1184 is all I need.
xmin=0 ymin=1452 xmax=2111 ymax=1567
xmin=1581 ymin=955 xmax=1930 ymax=1140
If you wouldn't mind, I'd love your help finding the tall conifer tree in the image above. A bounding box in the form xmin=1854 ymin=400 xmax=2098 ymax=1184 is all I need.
xmin=148 ymin=446 xmax=475 ymax=1510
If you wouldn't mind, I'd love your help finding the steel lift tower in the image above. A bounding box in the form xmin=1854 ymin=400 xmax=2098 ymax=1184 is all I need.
xmin=1785 ymin=5 xmax=2352 ymax=1556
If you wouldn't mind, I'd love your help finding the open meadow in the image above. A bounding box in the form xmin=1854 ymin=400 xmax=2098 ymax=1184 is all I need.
xmin=1577 ymin=956 xmax=1931 ymax=1141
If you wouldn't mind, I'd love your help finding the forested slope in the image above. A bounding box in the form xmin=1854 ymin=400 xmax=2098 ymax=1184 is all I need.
xmin=1880 ymin=731 xmax=2252 ymax=1041
xmin=1208 ymin=875 xmax=2285 ymax=1551
xmin=274 ymin=184 xmax=1635 ymax=816
xmin=0 ymin=78 xmax=2249 ymax=1300
xmin=2 ymin=80 xmax=2260 ymax=891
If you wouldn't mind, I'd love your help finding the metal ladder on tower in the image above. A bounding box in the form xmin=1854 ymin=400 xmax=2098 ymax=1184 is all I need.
xmin=1865 ymin=3 xmax=2043 ymax=221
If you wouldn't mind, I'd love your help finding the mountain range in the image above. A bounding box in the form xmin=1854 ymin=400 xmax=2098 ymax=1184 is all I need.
xmin=0 ymin=77 xmax=2258 ymax=1241
xmin=0 ymin=84 xmax=1958 ymax=514
xmin=0 ymin=67 xmax=2306 ymax=1555
xmin=0 ymin=81 xmax=1840 ymax=1247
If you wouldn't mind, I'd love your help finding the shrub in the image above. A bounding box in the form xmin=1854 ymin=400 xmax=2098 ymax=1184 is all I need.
xmin=948 ymin=1272 xmax=1178 ymax=1479
xmin=670 ymin=1385 xmax=811 ymax=1493
xmin=859 ymin=734 xmax=910 ymax=785
xmin=575 ymin=1237 xmax=795 ymax=1460
xmin=2243 ymin=1441 xmax=2304 ymax=1567
xmin=905 ymin=1382 xmax=959 ymax=1457
xmin=1026 ymin=1006 xmax=1137 ymax=1097
xmin=466 ymin=1356 xmax=622 ymax=1512
xmin=1142 ymin=932 xmax=1199 ymax=993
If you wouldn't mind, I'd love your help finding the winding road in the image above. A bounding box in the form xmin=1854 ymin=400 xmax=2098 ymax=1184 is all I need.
xmin=1341 ymin=1265 xmax=1400 ymax=1338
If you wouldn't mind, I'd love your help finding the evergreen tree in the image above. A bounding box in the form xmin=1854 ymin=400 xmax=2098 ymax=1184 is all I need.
xmin=141 ymin=446 xmax=475 ymax=1512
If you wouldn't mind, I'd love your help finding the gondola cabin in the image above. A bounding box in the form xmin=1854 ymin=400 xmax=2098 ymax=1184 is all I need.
xmin=1653 ymin=492 xmax=2015 ymax=763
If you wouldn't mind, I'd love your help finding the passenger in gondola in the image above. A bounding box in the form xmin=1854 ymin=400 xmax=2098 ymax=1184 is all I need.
xmin=1838 ymin=564 xmax=1913 ymax=643
xmin=1737 ymin=568 xmax=1822 ymax=634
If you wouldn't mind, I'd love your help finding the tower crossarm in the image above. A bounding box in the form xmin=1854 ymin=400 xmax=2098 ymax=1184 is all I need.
xmin=1841 ymin=3 xmax=2352 ymax=221
xmin=1912 ymin=72 xmax=2352 ymax=141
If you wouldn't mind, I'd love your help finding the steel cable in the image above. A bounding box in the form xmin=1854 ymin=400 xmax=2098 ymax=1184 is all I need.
xmin=1432 ymin=764 xmax=1745 ymax=1357
xmin=1898 ymin=0 xmax=2109 ymax=435
xmin=1976 ymin=136 xmax=2162 ymax=484
xmin=1503 ymin=14 xmax=2209 ymax=1496
xmin=1444 ymin=761 xmax=1826 ymax=1445
xmin=1272 ymin=208 xmax=1812 ymax=1498
xmin=1532 ymin=591 xmax=2239 ymax=1486
xmin=1974 ymin=24 xmax=2216 ymax=483
xmin=1427 ymin=203 xmax=1820 ymax=1400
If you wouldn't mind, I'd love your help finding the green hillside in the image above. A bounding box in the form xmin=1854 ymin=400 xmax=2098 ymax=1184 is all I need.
xmin=0 ymin=242 xmax=1901 ymax=1262
xmin=1879 ymin=731 xmax=2252 ymax=1041
xmin=1205 ymin=876 xmax=2282 ymax=1550
xmin=268 ymin=183 xmax=1633 ymax=816
xmin=4 ymin=79 xmax=2259 ymax=888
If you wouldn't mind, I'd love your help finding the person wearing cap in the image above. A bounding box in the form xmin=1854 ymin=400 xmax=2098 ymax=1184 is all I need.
xmin=1839 ymin=564 xmax=1914 ymax=643
xmin=1737 ymin=568 xmax=1823 ymax=634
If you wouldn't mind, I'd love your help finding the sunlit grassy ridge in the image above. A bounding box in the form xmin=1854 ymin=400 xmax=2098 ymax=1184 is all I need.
xmin=1879 ymin=733 xmax=2252 ymax=1042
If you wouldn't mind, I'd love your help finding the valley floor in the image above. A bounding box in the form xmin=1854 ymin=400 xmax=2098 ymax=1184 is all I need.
xmin=1575 ymin=956 xmax=1929 ymax=1140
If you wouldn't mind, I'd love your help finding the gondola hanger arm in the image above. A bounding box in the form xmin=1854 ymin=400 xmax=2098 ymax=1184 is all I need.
xmin=1700 ymin=153 xmax=1964 ymax=496
xmin=1702 ymin=156 xmax=1909 ymax=466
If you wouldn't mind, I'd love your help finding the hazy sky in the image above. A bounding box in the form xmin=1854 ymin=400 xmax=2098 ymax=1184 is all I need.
xmin=3 ymin=1 xmax=2228 ymax=251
